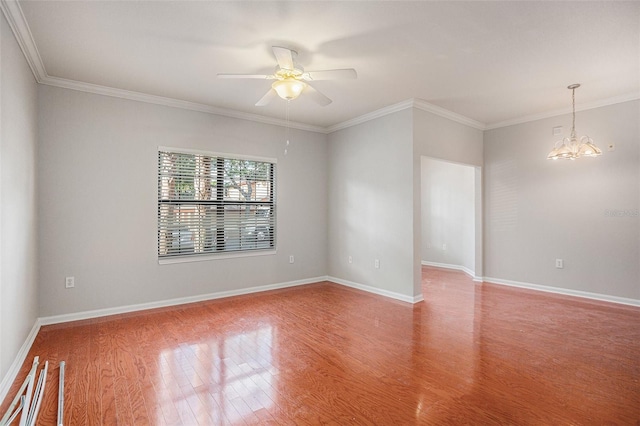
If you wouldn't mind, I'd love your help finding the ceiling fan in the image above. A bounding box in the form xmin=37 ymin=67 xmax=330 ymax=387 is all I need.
xmin=217 ymin=46 xmax=357 ymax=107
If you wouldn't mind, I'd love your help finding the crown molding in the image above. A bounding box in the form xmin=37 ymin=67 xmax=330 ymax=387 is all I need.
xmin=485 ymin=92 xmax=640 ymax=130
xmin=326 ymin=98 xmax=486 ymax=133
xmin=0 ymin=0 xmax=46 ymax=81
xmin=325 ymin=99 xmax=415 ymax=133
xmin=412 ymin=98 xmax=486 ymax=130
xmin=40 ymin=75 xmax=327 ymax=133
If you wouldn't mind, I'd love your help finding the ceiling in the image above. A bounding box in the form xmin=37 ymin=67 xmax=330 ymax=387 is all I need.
xmin=6 ymin=1 xmax=640 ymax=130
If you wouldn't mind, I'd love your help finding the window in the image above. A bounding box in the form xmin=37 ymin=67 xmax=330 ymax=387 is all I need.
xmin=158 ymin=148 xmax=276 ymax=259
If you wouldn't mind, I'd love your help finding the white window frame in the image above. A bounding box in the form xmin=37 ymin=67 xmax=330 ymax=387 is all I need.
xmin=158 ymin=147 xmax=277 ymax=264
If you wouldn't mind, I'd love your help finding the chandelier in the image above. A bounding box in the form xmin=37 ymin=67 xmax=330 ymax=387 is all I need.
xmin=547 ymin=84 xmax=602 ymax=160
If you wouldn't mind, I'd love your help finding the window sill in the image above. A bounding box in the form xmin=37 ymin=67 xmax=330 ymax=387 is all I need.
xmin=158 ymin=249 xmax=276 ymax=265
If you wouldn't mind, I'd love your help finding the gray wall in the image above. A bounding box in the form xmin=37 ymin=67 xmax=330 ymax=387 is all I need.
xmin=413 ymin=109 xmax=484 ymax=168
xmin=484 ymin=100 xmax=640 ymax=299
xmin=37 ymin=85 xmax=328 ymax=317
xmin=0 ymin=14 xmax=39 ymax=384
xmin=421 ymin=157 xmax=475 ymax=273
xmin=327 ymin=110 xmax=416 ymax=298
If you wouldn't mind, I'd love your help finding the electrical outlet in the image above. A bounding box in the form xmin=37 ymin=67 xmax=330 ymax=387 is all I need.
xmin=374 ymin=259 xmax=380 ymax=269
xmin=442 ymin=243 xmax=447 ymax=251
xmin=348 ymin=256 xmax=353 ymax=264
xmin=65 ymin=276 xmax=75 ymax=288
xmin=289 ymin=255 xmax=294 ymax=264
xmin=553 ymin=126 xmax=563 ymax=136
xmin=555 ymin=259 xmax=564 ymax=269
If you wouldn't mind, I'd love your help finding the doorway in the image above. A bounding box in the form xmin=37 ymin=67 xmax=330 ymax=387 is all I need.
xmin=420 ymin=156 xmax=482 ymax=279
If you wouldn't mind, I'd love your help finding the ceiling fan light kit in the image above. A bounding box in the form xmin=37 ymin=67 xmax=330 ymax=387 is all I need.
xmin=547 ymin=84 xmax=602 ymax=160
xmin=218 ymin=46 xmax=357 ymax=107
xmin=272 ymin=79 xmax=307 ymax=101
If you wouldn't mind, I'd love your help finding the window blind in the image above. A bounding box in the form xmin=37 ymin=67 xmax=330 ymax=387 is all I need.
xmin=158 ymin=150 xmax=276 ymax=258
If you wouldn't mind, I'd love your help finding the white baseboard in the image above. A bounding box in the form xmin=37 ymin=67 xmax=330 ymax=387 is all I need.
xmin=39 ymin=275 xmax=426 ymax=327
xmin=421 ymin=261 xmax=481 ymax=281
xmin=0 ymin=319 xmax=41 ymax=404
xmin=483 ymin=276 xmax=640 ymax=307
xmin=39 ymin=276 xmax=328 ymax=326
xmin=328 ymin=276 xmax=424 ymax=304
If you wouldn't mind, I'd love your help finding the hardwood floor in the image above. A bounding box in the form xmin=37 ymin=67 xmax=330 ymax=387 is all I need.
xmin=2 ymin=266 xmax=639 ymax=424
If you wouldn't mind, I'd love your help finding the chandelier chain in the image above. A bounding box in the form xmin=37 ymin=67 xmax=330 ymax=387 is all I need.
xmin=571 ymin=87 xmax=576 ymax=135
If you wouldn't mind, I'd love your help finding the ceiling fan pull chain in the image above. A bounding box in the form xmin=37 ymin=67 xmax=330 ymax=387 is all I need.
xmin=284 ymin=100 xmax=291 ymax=156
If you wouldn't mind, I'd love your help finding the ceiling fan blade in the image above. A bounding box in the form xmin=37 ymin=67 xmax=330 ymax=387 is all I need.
xmin=303 ymin=83 xmax=332 ymax=107
xmin=272 ymin=46 xmax=295 ymax=70
xmin=302 ymin=69 xmax=357 ymax=81
xmin=255 ymin=88 xmax=278 ymax=106
xmin=217 ymin=73 xmax=273 ymax=79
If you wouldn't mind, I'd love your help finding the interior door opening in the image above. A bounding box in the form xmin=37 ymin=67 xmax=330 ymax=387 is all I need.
xmin=420 ymin=156 xmax=482 ymax=279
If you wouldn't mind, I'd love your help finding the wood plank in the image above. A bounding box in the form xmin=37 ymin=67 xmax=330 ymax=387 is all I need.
xmin=86 ymin=321 xmax=102 ymax=423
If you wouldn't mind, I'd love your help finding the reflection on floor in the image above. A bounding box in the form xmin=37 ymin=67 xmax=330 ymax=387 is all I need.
xmin=2 ymin=266 xmax=639 ymax=424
